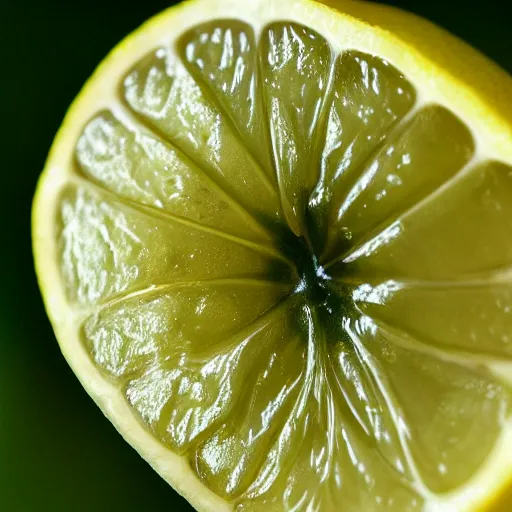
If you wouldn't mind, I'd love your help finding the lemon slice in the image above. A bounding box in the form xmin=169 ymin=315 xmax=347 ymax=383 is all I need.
xmin=32 ymin=0 xmax=512 ymax=510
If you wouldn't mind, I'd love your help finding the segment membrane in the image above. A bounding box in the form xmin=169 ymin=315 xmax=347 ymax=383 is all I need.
xmin=237 ymin=305 xmax=422 ymax=511
xmin=309 ymin=51 xmax=416 ymax=254
xmin=123 ymin=47 xmax=282 ymax=231
xmin=58 ymin=186 xmax=292 ymax=306
xmin=324 ymin=106 xmax=475 ymax=264
xmin=341 ymin=161 xmax=512 ymax=280
xmin=352 ymin=316 xmax=511 ymax=493
xmin=83 ymin=284 xmax=291 ymax=451
xmin=76 ymin=111 xmax=269 ymax=243
xmin=178 ymin=21 xmax=276 ymax=185
xmin=193 ymin=304 xmax=305 ymax=498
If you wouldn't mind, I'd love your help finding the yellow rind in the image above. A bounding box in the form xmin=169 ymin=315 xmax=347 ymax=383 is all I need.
xmin=33 ymin=1 xmax=512 ymax=511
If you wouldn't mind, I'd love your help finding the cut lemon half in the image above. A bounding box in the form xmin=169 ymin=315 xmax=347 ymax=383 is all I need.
xmin=32 ymin=0 xmax=512 ymax=510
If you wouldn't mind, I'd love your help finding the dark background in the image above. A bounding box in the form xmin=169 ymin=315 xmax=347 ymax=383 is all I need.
xmin=0 ymin=1 xmax=510 ymax=510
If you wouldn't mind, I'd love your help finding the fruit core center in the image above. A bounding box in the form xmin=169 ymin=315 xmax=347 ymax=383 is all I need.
xmin=292 ymin=237 xmax=332 ymax=306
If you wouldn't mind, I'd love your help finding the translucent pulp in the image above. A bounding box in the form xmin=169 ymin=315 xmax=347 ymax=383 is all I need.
xmin=51 ymin=18 xmax=512 ymax=512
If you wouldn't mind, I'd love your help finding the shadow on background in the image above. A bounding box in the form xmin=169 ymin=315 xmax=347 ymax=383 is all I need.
xmin=0 ymin=1 xmax=509 ymax=510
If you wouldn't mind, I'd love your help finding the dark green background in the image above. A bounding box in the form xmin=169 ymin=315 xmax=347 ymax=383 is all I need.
xmin=0 ymin=1 xmax=509 ymax=510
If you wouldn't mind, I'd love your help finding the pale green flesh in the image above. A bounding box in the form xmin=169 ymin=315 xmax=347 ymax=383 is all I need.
xmin=55 ymin=19 xmax=512 ymax=511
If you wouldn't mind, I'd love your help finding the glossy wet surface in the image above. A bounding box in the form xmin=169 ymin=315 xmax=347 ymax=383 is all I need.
xmin=57 ymin=19 xmax=512 ymax=511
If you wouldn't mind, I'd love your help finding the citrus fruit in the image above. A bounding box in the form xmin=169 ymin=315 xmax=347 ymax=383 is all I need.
xmin=32 ymin=0 xmax=512 ymax=510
